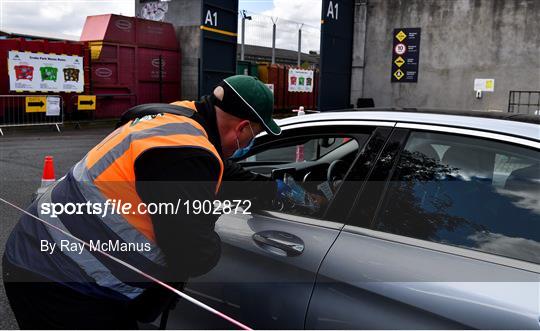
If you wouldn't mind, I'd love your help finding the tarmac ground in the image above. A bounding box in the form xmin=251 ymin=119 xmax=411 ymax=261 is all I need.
xmin=0 ymin=125 xmax=113 ymax=329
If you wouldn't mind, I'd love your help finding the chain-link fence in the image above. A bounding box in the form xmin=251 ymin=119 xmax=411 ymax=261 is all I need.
xmin=238 ymin=10 xmax=320 ymax=68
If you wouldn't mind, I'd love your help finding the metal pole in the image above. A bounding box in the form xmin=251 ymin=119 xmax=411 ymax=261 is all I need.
xmin=271 ymin=18 xmax=277 ymax=65
xmin=88 ymin=47 xmax=95 ymax=122
xmin=159 ymin=55 xmax=163 ymax=103
xmin=88 ymin=47 xmax=93 ymax=95
xmin=297 ymin=24 xmax=303 ymax=67
xmin=241 ymin=16 xmax=245 ymax=61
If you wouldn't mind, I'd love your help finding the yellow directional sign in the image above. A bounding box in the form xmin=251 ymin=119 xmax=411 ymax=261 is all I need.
xmin=25 ymin=96 xmax=47 ymax=113
xmin=396 ymin=30 xmax=407 ymax=42
xmin=78 ymin=95 xmax=96 ymax=110
xmin=393 ymin=69 xmax=404 ymax=80
xmin=394 ymin=56 xmax=405 ymax=67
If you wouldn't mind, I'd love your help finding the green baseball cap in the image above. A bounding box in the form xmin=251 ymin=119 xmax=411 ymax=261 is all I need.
xmin=215 ymin=75 xmax=281 ymax=135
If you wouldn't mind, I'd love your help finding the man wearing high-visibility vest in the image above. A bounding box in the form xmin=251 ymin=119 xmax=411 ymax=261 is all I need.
xmin=2 ymin=75 xmax=283 ymax=329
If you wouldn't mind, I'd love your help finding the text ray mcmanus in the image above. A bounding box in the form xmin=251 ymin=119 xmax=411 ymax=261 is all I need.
xmin=41 ymin=239 xmax=151 ymax=255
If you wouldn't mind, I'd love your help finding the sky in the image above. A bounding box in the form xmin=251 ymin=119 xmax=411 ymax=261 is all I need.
xmin=0 ymin=0 xmax=321 ymax=51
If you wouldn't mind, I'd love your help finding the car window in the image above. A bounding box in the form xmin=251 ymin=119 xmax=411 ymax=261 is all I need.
xmin=242 ymin=133 xmax=369 ymax=220
xmin=246 ymin=137 xmax=356 ymax=162
xmin=374 ymin=131 xmax=540 ymax=264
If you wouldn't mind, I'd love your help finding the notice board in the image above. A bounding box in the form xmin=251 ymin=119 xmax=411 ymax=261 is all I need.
xmin=391 ymin=28 xmax=421 ymax=83
xmin=8 ymin=51 xmax=84 ymax=92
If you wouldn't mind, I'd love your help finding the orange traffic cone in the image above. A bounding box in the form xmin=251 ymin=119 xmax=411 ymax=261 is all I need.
xmin=33 ymin=156 xmax=56 ymax=201
xmin=41 ymin=156 xmax=56 ymax=187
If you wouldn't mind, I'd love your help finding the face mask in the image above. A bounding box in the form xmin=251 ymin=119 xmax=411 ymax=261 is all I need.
xmin=230 ymin=123 xmax=255 ymax=159
xmin=231 ymin=138 xmax=255 ymax=159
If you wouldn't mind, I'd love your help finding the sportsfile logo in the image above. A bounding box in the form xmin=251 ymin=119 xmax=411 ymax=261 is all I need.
xmin=39 ymin=198 xmax=252 ymax=218
xmin=42 ymin=199 xmax=125 ymax=218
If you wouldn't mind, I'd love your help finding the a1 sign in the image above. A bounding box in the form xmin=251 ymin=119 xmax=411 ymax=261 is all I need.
xmin=326 ymin=1 xmax=339 ymax=20
xmin=200 ymin=3 xmax=237 ymax=37
xmin=204 ymin=10 xmax=217 ymax=27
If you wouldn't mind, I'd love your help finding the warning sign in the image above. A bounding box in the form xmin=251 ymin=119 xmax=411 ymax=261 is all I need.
xmin=78 ymin=95 xmax=96 ymax=110
xmin=391 ymin=28 xmax=421 ymax=83
xmin=394 ymin=56 xmax=405 ymax=67
xmin=395 ymin=30 xmax=407 ymax=42
xmin=25 ymin=96 xmax=47 ymax=113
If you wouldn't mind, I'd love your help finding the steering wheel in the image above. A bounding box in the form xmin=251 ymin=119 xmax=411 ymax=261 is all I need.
xmin=327 ymin=160 xmax=349 ymax=188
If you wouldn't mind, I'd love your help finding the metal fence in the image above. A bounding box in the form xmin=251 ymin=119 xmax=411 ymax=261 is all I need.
xmin=508 ymin=91 xmax=540 ymax=115
xmin=0 ymin=95 xmax=63 ymax=136
xmin=238 ymin=10 xmax=320 ymax=67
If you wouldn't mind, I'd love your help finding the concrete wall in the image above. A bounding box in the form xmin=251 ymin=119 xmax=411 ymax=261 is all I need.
xmin=176 ymin=26 xmax=201 ymax=100
xmin=351 ymin=0 xmax=540 ymax=111
xmin=136 ymin=0 xmax=202 ymax=100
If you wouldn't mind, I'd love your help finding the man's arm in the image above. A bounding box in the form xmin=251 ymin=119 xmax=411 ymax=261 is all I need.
xmin=219 ymin=159 xmax=277 ymax=206
xmin=134 ymin=147 xmax=222 ymax=282
xmin=222 ymin=159 xmax=271 ymax=181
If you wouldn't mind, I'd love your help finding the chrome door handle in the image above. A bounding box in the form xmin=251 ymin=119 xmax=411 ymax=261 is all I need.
xmin=253 ymin=231 xmax=305 ymax=256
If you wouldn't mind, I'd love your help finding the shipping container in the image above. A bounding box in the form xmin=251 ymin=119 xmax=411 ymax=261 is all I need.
xmin=0 ymin=14 xmax=180 ymax=121
xmin=257 ymin=64 xmax=269 ymax=83
xmin=81 ymin=14 xmax=177 ymax=50
xmin=262 ymin=64 xmax=318 ymax=112
xmin=236 ymin=60 xmax=259 ymax=78
xmin=81 ymin=14 xmax=180 ymax=118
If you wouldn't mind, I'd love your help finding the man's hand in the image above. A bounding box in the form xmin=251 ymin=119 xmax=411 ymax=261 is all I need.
xmin=276 ymin=176 xmax=327 ymax=213
xmin=128 ymin=284 xmax=180 ymax=323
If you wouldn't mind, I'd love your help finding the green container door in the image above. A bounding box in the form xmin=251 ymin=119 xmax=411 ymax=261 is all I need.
xmin=237 ymin=60 xmax=259 ymax=78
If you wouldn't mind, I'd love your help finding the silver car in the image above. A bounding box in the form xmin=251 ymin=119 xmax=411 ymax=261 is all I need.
xmin=166 ymin=109 xmax=540 ymax=329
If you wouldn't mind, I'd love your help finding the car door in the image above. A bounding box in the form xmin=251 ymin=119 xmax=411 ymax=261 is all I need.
xmin=306 ymin=125 xmax=540 ymax=329
xmin=165 ymin=122 xmax=394 ymax=329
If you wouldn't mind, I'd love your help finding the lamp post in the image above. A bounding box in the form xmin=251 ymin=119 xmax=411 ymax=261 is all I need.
xmin=271 ymin=17 xmax=278 ymax=65
xmin=240 ymin=10 xmax=252 ymax=61
xmin=297 ymin=23 xmax=304 ymax=67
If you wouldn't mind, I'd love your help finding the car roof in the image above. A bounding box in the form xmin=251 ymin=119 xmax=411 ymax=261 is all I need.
xmin=276 ymin=108 xmax=540 ymax=142
xmin=343 ymin=108 xmax=540 ymax=124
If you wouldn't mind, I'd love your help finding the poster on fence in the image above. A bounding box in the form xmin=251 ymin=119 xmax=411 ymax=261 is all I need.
xmin=8 ymin=51 xmax=84 ymax=93
xmin=288 ymin=69 xmax=314 ymax=93
xmin=46 ymin=96 xmax=61 ymax=116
